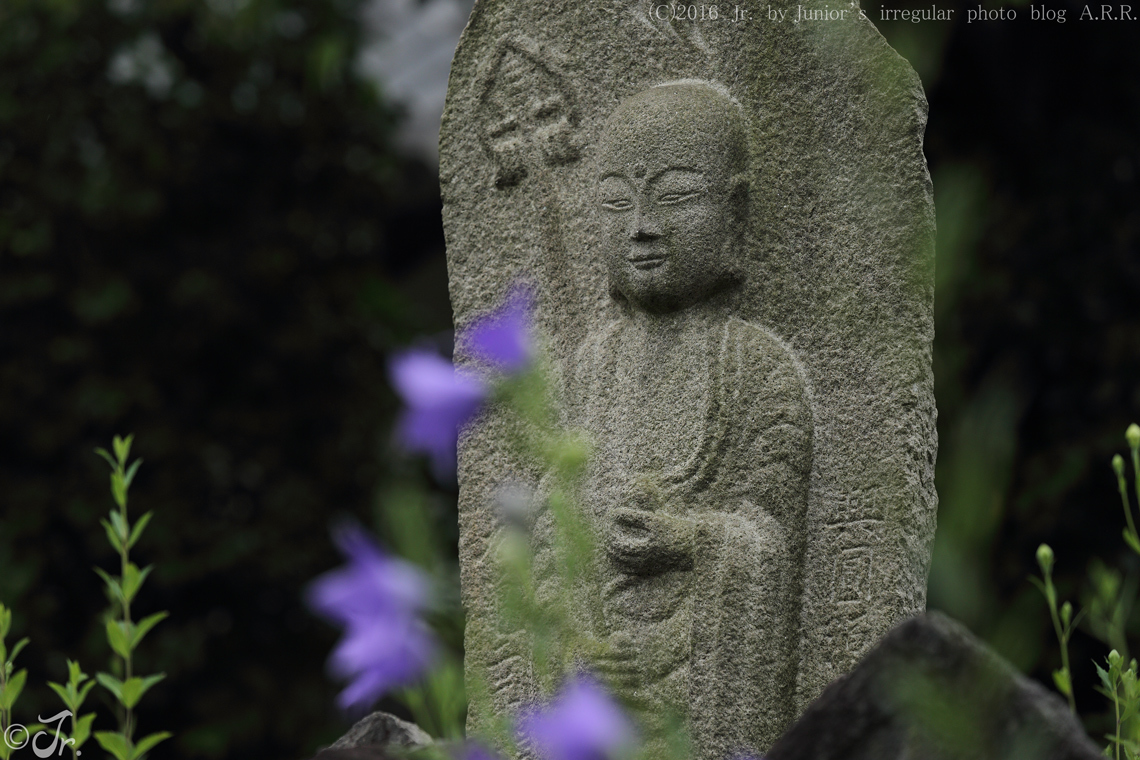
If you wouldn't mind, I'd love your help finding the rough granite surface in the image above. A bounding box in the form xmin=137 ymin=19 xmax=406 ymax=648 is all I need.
xmin=440 ymin=2 xmax=937 ymax=758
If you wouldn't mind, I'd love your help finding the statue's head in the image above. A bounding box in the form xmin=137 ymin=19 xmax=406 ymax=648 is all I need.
xmin=596 ymin=81 xmax=750 ymax=314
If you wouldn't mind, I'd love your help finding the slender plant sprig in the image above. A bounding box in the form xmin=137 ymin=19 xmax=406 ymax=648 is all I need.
xmin=92 ymin=435 xmax=172 ymax=760
xmin=1031 ymin=543 xmax=1083 ymax=714
xmin=1096 ymin=649 xmax=1140 ymax=760
xmin=1115 ymin=424 xmax=1140 ymax=556
xmin=485 ymin=358 xmax=685 ymax=760
xmin=450 ymin=358 xmax=597 ymax=754
xmin=46 ymin=660 xmax=98 ymax=760
xmin=495 ymin=358 xmax=597 ymax=683
xmin=0 ymin=603 xmax=29 ymax=760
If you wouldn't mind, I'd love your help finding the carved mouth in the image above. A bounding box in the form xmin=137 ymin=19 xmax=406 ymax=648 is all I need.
xmin=628 ymin=255 xmax=666 ymax=270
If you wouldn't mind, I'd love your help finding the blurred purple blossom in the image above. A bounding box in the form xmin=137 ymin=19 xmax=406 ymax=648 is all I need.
xmin=306 ymin=522 xmax=437 ymax=711
xmin=389 ymin=286 xmax=535 ymax=475
xmin=466 ymin=286 xmax=535 ymax=372
xmin=457 ymin=742 xmax=502 ymax=760
xmin=517 ymin=675 xmax=635 ymax=760
xmin=390 ymin=349 xmax=487 ymax=475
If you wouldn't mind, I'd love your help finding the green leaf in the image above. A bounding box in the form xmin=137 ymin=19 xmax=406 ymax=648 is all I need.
xmin=96 ymin=672 xmax=124 ymax=702
xmin=0 ymin=668 xmax=27 ymax=710
xmin=95 ymin=447 xmax=117 ymax=470
xmin=109 ymin=510 xmax=129 ymax=542
xmin=76 ymin=679 xmax=95 ymax=707
xmin=111 ymin=473 xmax=127 ymax=509
xmin=123 ymin=458 xmax=142 ymax=489
xmin=122 ymin=563 xmax=153 ymax=604
xmin=67 ymin=659 xmax=87 ymax=686
xmin=95 ymin=567 xmax=125 ymax=603
xmin=112 ymin=435 xmax=133 ymax=465
xmin=130 ymin=612 xmax=168 ymax=650
xmin=128 ymin=512 xmax=153 ymax=550
xmin=0 ymin=603 xmax=10 ymax=639
xmin=1053 ymin=668 xmax=1072 ymax=696
xmin=72 ymin=713 xmax=96 ymax=749
xmin=130 ymin=731 xmax=171 ymax=760
xmin=1069 ymin=607 xmax=1088 ymax=634
xmin=95 ymin=731 xmax=132 ymax=760
xmin=106 ymin=620 xmax=131 ymax=659
xmin=8 ymin=637 xmax=28 ymax=665
xmin=100 ymin=518 xmax=125 ymax=554
xmin=1097 ymin=662 xmax=1114 ymax=691
xmin=48 ymin=680 xmax=73 ymax=707
xmin=120 ymin=674 xmax=165 ymax=709
xmin=1124 ymin=529 xmax=1140 ymax=555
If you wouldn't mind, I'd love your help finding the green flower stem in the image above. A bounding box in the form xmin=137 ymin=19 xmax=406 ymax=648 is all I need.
xmin=1052 ymin=599 xmax=1076 ymax=716
xmin=1116 ymin=455 xmax=1138 ymax=551
xmin=93 ymin=436 xmax=170 ymax=760
xmin=1130 ymin=423 xmax=1140 ymax=537
xmin=1034 ymin=544 xmax=1077 ymax=714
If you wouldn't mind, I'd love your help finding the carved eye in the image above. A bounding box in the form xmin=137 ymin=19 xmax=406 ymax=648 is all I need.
xmin=602 ymin=199 xmax=633 ymax=211
xmin=657 ymin=191 xmax=701 ymax=205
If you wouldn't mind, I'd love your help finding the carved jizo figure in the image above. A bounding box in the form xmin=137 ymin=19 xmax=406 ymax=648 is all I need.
xmin=560 ymin=81 xmax=814 ymax=758
xmin=445 ymin=10 xmax=936 ymax=759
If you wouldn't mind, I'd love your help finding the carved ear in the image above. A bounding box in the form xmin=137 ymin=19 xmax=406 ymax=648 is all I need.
xmin=728 ymin=172 xmax=750 ymax=217
xmin=725 ymin=172 xmax=751 ymax=283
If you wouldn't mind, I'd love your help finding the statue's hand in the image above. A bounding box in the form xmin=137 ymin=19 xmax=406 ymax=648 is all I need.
xmin=605 ymin=507 xmax=695 ymax=574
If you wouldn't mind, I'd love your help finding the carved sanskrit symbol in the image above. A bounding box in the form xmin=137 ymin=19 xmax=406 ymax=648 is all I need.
xmin=477 ymin=37 xmax=581 ymax=188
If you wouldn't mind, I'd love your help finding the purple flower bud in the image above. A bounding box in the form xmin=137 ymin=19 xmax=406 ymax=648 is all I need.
xmin=306 ymin=523 xmax=437 ymax=712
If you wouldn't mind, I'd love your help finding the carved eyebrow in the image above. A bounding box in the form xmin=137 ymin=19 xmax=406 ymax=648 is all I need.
xmin=598 ymin=171 xmax=630 ymax=182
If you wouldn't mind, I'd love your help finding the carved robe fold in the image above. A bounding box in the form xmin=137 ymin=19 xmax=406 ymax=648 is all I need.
xmin=559 ymin=311 xmax=814 ymax=757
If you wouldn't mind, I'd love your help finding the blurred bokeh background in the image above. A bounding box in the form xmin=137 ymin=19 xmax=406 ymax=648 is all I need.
xmin=0 ymin=0 xmax=1137 ymax=757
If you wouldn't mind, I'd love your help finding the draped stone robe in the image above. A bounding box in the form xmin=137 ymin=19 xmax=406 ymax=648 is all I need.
xmin=548 ymin=306 xmax=813 ymax=758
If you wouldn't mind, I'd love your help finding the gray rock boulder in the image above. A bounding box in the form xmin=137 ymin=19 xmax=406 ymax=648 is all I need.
xmin=767 ymin=612 xmax=1103 ymax=760
xmin=309 ymin=711 xmax=434 ymax=760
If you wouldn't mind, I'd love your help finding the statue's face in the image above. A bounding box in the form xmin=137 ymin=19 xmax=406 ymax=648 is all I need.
xmin=596 ymin=84 xmax=746 ymax=314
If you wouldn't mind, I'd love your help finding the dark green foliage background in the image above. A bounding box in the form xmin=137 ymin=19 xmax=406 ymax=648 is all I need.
xmin=2 ymin=0 xmax=1140 ymax=756
xmin=879 ymin=0 xmax=1140 ymax=732
xmin=0 ymin=0 xmax=454 ymax=757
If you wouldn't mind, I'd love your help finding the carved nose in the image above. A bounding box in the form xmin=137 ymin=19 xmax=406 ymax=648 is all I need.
xmin=629 ymin=210 xmax=661 ymax=241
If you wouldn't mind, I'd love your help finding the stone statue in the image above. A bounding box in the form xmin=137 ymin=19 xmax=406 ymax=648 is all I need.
xmin=553 ymin=81 xmax=812 ymax=758
xmin=440 ymin=4 xmax=937 ymax=758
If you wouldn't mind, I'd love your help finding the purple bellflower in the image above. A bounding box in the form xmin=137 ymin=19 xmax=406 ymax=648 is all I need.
xmin=465 ymin=286 xmax=536 ymax=372
xmin=389 ymin=286 xmax=535 ymax=475
xmin=305 ymin=522 xmax=437 ymax=712
xmin=390 ymin=349 xmax=487 ymax=476
xmin=517 ymin=675 xmax=635 ymax=760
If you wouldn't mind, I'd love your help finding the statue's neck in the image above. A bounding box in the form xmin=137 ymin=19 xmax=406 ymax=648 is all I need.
xmin=622 ymin=285 xmax=736 ymax=330
xmin=623 ymin=290 xmax=735 ymax=349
